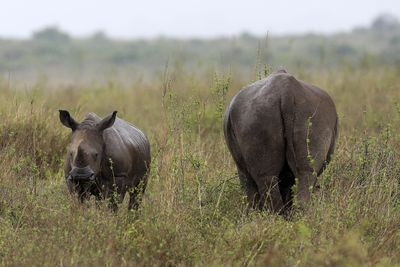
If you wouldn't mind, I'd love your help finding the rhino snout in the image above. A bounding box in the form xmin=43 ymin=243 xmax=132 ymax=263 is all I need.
xmin=68 ymin=166 xmax=95 ymax=181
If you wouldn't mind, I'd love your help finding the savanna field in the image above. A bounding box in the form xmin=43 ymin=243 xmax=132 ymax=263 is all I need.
xmin=1 ymin=65 xmax=400 ymax=266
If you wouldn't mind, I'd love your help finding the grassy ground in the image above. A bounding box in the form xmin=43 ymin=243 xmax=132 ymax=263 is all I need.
xmin=1 ymin=66 xmax=400 ymax=266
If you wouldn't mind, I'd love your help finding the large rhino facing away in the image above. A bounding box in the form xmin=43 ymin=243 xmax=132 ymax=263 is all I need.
xmin=224 ymin=69 xmax=338 ymax=213
xmin=59 ymin=110 xmax=151 ymax=210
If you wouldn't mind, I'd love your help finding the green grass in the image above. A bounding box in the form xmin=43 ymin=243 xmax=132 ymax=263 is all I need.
xmin=1 ymin=66 xmax=400 ymax=266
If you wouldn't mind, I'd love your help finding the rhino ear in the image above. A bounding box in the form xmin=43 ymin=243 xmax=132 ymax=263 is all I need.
xmin=59 ymin=110 xmax=78 ymax=131
xmin=97 ymin=111 xmax=117 ymax=131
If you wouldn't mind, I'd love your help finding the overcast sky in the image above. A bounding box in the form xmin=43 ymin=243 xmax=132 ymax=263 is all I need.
xmin=1 ymin=0 xmax=400 ymax=38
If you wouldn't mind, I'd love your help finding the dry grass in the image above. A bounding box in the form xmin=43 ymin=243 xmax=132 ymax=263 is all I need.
xmin=1 ymin=66 xmax=400 ymax=266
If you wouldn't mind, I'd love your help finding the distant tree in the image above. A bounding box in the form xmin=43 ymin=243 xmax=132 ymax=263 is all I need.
xmin=371 ymin=13 xmax=400 ymax=31
xmin=90 ymin=31 xmax=109 ymax=42
xmin=336 ymin=44 xmax=356 ymax=56
xmin=32 ymin=27 xmax=70 ymax=42
xmin=239 ymin=32 xmax=257 ymax=41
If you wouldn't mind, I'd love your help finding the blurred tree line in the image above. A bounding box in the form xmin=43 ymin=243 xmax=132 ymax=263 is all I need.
xmin=1 ymin=13 xmax=400 ymax=82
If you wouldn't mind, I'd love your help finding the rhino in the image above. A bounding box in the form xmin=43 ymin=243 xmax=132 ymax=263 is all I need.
xmin=223 ymin=69 xmax=338 ymax=213
xmin=59 ymin=110 xmax=151 ymax=210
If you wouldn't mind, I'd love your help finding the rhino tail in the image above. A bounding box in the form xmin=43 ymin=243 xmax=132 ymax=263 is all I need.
xmin=280 ymin=92 xmax=299 ymax=177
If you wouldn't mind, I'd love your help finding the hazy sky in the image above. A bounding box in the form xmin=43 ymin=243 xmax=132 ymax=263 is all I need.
xmin=1 ymin=0 xmax=400 ymax=38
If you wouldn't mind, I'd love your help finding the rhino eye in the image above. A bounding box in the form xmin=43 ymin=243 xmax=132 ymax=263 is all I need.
xmin=92 ymin=152 xmax=98 ymax=160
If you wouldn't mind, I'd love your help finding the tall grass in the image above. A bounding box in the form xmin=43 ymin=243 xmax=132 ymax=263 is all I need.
xmin=1 ymin=66 xmax=400 ymax=266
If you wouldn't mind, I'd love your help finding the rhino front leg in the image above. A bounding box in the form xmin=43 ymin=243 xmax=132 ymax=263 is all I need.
xmin=128 ymin=177 xmax=148 ymax=210
xmin=101 ymin=178 xmax=127 ymax=212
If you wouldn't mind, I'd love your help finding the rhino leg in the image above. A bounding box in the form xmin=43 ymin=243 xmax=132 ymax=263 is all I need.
xmin=100 ymin=180 xmax=127 ymax=212
xmin=279 ymin=164 xmax=295 ymax=213
xmin=128 ymin=193 xmax=139 ymax=210
xmin=243 ymin=140 xmax=285 ymax=213
xmin=127 ymin=175 xmax=148 ymax=210
xmin=255 ymin=175 xmax=284 ymax=213
xmin=76 ymin=184 xmax=94 ymax=204
xmin=108 ymin=190 xmax=127 ymax=212
xmin=238 ymin=169 xmax=260 ymax=211
xmin=296 ymin=171 xmax=317 ymax=209
xmin=128 ymin=186 xmax=144 ymax=210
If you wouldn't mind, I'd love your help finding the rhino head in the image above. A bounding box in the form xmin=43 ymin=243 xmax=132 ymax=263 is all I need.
xmin=59 ymin=110 xmax=117 ymax=184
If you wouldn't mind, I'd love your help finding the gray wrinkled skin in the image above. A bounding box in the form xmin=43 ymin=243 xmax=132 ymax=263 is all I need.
xmin=224 ymin=69 xmax=338 ymax=214
xmin=59 ymin=111 xmax=151 ymax=211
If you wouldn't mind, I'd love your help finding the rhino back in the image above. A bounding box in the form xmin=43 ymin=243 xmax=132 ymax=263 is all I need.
xmin=103 ymin=118 xmax=150 ymax=177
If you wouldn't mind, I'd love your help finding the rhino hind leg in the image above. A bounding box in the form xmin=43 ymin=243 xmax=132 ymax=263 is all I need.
xmin=278 ymin=163 xmax=295 ymax=212
xmin=284 ymin=154 xmax=318 ymax=209
xmin=296 ymin=171 xmax=317 ymax=209
xmin=241 ymin=137 xmax=286 ymax=213
xmin=255 ymin=175 xmax=284 ymax=213
xmin=238 ymin=169 xmax=260 ymax=211
xmin=247 ymin=141 xmax=286 ymax=213
xmin=239 ymin=168 xmax=285 ymax=213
